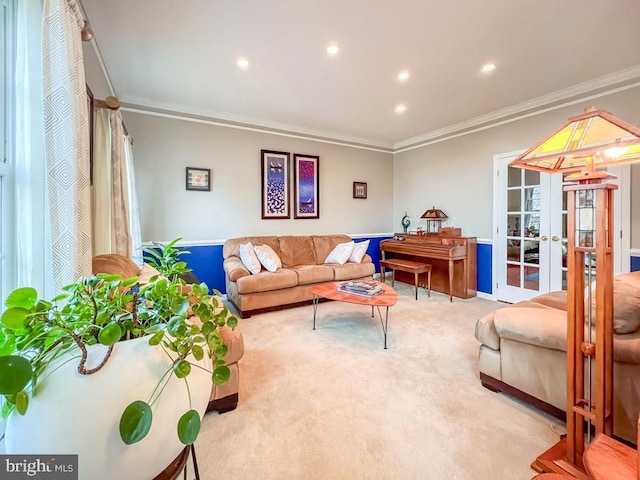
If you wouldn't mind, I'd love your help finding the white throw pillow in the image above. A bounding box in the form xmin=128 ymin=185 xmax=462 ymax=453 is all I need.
xmin=254 ymin=244 xmax=282 ymax=273
xmin=239 ymin=242 xmax=262 ymax=275
xmin=324 ymin=241 xmax=355 ymax=265
xmin=349 ymin=240 xmax=370 ymax=264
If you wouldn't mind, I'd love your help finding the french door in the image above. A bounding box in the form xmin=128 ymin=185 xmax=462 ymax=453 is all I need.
xmin=494 ymin=151 xmax=629 ymax=304
xmin=494 ymin=152 xmax=565 ymax=303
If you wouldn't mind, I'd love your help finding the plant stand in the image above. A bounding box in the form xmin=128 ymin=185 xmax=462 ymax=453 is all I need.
xmin=154 ymin=445 xmax=200 ymax=480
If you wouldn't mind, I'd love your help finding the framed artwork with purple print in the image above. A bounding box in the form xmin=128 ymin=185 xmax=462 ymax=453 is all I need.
xmin=293 ymin=154 xmax=320 ymax=219
xmin=261 ymin=150 xmax=291 ymax=219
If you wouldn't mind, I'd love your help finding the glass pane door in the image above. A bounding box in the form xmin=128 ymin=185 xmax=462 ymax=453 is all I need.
xmin=495 ymin=151 xmax=561 ymax=304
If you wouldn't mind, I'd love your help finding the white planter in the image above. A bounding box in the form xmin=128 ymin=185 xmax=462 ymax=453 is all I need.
xmin=4 ymin=335 xmax=212 ymax=480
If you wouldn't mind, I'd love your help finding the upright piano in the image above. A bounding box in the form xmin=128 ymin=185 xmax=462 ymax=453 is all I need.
xmin=380 ymin=233 xmax=477 ymax=299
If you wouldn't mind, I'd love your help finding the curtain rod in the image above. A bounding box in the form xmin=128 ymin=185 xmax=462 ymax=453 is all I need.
xmin=93 ymin=96 xmax=133 ymax=143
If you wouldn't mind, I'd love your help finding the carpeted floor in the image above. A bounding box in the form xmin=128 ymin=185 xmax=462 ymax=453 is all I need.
xmin=193 ymin=283 xmax=564 ymax=479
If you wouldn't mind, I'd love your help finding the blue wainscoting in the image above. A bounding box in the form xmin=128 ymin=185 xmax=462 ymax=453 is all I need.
xmin=184 ymin=244 xmax=226 ymax=294
xmin=476 ymin=242 xmax=492 ymax=295
xmin=632 ymin=256 xmax=640 ymax=272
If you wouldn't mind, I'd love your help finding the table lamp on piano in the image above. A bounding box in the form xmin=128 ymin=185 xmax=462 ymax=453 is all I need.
xmin=421 ymin=207 xmax=448 ymax=235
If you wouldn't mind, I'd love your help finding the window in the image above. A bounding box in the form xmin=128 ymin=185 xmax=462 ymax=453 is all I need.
xmin=1 ymin=0 xmax=16 ymax=302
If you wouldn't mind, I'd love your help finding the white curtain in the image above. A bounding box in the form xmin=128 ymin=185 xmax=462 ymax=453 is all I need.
xmin=124 ymin=135 xmax=143 ymax=264
xmin=42 ymin=0 xmax=92 ymax=289
xmin=92 ymin=108 xmax=140 ymax=259
xmin=15 ymin=0 xmax=50 ymax=295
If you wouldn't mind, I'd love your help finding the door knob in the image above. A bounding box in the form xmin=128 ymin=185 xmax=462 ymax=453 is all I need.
xmin=541 ymin=235 xmax=549 ymax=241
xmin=552 ymin=235 xmax=560 ymax=242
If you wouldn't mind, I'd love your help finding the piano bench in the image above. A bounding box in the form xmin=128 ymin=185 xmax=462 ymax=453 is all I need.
xmin=379 ymin=259 xmax=432 ymax=300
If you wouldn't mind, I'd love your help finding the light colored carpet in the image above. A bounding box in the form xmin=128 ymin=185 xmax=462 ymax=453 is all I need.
xmin=194 ymin=284 xmax=564 ymax=479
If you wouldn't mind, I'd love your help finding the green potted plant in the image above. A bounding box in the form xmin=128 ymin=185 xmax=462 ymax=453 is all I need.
xmin=0 ymin=239 xmax=237 ymax=479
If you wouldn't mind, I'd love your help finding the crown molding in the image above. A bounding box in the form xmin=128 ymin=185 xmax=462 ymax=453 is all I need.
xmin=393 ymin=65 xmax=640 ymax=152
xmin=120 ymin=102 xmax=394 ymax=153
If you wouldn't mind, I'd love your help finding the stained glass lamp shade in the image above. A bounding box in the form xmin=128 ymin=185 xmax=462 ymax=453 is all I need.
xmin=421 ymin=207 xmax=448 ymax=233
xmin=509 ymin=107 xmax=640 ymax=180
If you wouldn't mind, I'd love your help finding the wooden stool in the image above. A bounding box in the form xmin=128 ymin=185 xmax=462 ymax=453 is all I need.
xmin=379 ymin=259 xmax=431 ymax=300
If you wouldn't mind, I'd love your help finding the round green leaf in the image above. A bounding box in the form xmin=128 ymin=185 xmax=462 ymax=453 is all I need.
xmin=5 ymin=287 xmax=37 ymax=309
xmin=200 ymin=321 xmax=215 ymax=336
xmin=227 ymin=316 xmax=238 ymax=329
xmin=212 ymin=365 xmax=230 ymax=385
xmin=15 ymin=390 xmax=29 ymax=415
xmin=177 ymin=409 xmax=201 ymax=445
xmin=191 ymin=345 xmax=204 ymax=361
xmin=1 ymin=308 xmax=30 ymax=330
xmin=0 ymin=337 xmax=15 ymax=358
xmin=148 ymin=331 xmax=165 ymax=346
xmin=0 ymin=355 xmax=33 ymax=395
xmin=173 ymin=360 xmax=191 ymax=378
xmin=167 ymin=316 xmax=186 ymax=337
xmin=98 ymin=322 xmax=123 ymax=346
xmin=215 ymin=344 xmax=228 ymax=358
xmin=119 ymin=400 xmax=152 ymax=445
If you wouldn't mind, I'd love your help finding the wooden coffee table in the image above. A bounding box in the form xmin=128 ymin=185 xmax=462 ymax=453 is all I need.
xmin=308 ymin=281 xmax=398 ymax=349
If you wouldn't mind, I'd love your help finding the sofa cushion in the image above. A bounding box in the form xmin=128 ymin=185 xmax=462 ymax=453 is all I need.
xmin=239 ymin=242 xmax=262 ymax=275
xmin=585 ymin=271 xmax=640 ymax=334
xmin=349 ymin=240 xmax=370 ymax=264
xmin=475 ymin=310 xmax=500 ymax=351
xmin=614 ymin=331 xmax=640 ymax=365
xmin=92 ymin=254 xmax=141 ymax=279
xmin=235 ymin=269 xmax=298 ymax=294
xmin=224 ymin=257 xmax=251 ymax=282
xmin=330 ymin=262 xmax=375 ymax=281
xmin=494 ymin=306 xmax=567 ymax=352
xmin=312 ymin=235 xmax=353 ymax=266
xmin=289 ymin=265 xmax=335 ymax=285
xmin=223 ymin=236 xmax=281 ymax=259
xmin=254 ymin=244 xmax=282 ymax=272
xmin=325 ymin=241 xmax=355 ymax=265
xmin=531 ymin=291 xmax=568 ymax=311
xmin=610 ymin=272 xmax=640 ymax=334
xmin=278 ymin=236 xmax=316 ymax=267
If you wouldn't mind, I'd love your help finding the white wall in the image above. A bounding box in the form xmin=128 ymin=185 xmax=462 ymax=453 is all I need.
xmin=393 ymin=87 xmax=640 ymax=245
xmin=123 ymin=112 xmax=394 ymax=242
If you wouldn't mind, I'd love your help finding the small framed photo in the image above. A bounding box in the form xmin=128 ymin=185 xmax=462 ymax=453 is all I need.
xmin=186 ymin=167 xmax=211 ymax=191
xmin=353 ymin=181 xmax=367 ymax=199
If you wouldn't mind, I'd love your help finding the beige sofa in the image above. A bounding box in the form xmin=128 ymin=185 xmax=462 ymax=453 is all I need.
xmin=475 ymin=272 xmax=640 ymax=443
xmin=223 ymin=235 xmax=375 ymax=318
xmin=92 ymin=254 xmax=244 ymax=413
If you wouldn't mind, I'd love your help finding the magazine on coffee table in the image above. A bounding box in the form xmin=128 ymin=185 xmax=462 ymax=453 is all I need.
xmin=338 ymin=281 xmax=383 ymax=297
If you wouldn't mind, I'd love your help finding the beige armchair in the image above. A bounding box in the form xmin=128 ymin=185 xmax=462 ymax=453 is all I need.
xmin=474 ymin=271 xmax=640 ymax=444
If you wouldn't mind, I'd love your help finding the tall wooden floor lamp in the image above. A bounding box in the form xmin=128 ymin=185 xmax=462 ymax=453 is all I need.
xmin=509 ymin=107 xmax=640 ymax=476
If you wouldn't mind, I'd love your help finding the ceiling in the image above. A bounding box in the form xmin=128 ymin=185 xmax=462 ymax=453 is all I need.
xmin=80 ymin=0 xmax=640 ymax=150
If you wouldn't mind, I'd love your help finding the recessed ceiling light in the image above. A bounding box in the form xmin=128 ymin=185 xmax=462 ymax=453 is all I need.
xmin=395 ymin=104 xmax=407 ymax=113
xmin=326 ymin=43 xmax=340 ymax=55
xmin=398 ymin=71 xmax=410 ymax=81
xmin=482 ymin=63 xmax=496 ymax=73
xmin=237 ymin=57 xmax=250 ymax=68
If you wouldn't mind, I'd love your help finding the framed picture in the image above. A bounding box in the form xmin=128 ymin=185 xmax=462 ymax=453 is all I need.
xmin=293 ymin=154 xmax=320 ymax=219
xmin=353 ymin=181 xmax=367 ymax=199
xmin=261 ymin=150 xmax=291 ymax=219
xmin=185 ymin=167 xmax=211 ymax=191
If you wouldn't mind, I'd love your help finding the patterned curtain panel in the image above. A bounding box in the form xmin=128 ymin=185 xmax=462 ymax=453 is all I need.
xmin=92 ymin=108 xmax=133 ymax=257
xmin=42 ymin=0 xmax=91 ymax=289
